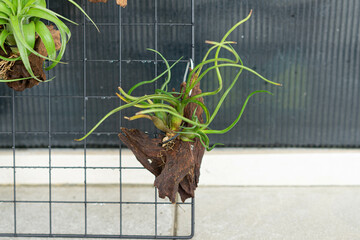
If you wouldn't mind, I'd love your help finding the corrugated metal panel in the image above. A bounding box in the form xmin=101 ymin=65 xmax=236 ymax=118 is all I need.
xmin=195 ymin=0 xmax=360 ymax=147
xmin=0 ymin=0 xmax=359 ymax=148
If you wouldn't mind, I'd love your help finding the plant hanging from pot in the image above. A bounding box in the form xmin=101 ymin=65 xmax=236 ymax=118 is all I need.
xmin=77 ymin=11 xmax=281 ymax=203
xmin=0 ymin=0 xmax=97 ymax=91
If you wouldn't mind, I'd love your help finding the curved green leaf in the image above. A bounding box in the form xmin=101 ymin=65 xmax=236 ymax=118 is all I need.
xmin=32 ymin=6 xmax=77 ymax=26
xmin=67 ymin=0 xmax=99 ymax=32
xmin=2 ymin=0 xmax=15 ymax=15
xmin=127 ymin=56 xmax=183 ymax=95
xmin=0 ymin=2 xmax=12 ymax=16
xmin=45 ymin=27 xmax=67 ymax=70
xmin=0 ymin=29 xmax=10 ymax=53
xmin=9 ymin=16 xmax=38 ymax=80
xmin=9 ymin=14 xmax=63 ymax=64
xmin=203 ymin=90 xmax=273 ymax=135
xmin=0 ymin=54 xmax=20 ymax=61
xmin=22 ymin=21 xmax=36 ymax=49
xmin=25 ymin=8 xmax=70 ymax=69
xmin=0 ymin=76 xmax=34 ymax=82
xmin=0 ymin=12 xmax=8 ymax=24
xmin=38 ymin=0 xmax=46 ymax=8
xmin=146 ymin=48 xmax=171 ymax=91
xmin=27 ymin=8 xmax=71 ymax=38
xmin=20 ymin=0 xmax=40 ymax=15
xmin=35 ymin=20 xmax=56 ymax=65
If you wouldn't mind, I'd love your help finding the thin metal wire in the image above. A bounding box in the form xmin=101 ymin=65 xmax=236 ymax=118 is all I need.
xmin=12 ymin=79 xmax=17 ymax=235
xmin=154 ymin=0 xmax=159 ymax=238
xmin=0 ymin=200 xmax=192 ymax=205
xmin=46 ymin=0 xmax=52 ymax=235
xmin=84 ymin=22 xmax=193 ymax=26
xmin=0 ymin=166 xmax=146 ymax=170
xmin=62 ymin=59 xmax=191 ymax=63
xmin=0 ymin=233 xmax=193 ymax=239
xmin=0 ymin=131 xmax=120 ymax=134
xmin=189 ymin=0 xmax=196 ymax=237
xmin=82 ymin=0 xmax=88 ymax=234
xmin=0 ymin=0 xmax=195 ymax=238
xmin=118 ymin=3 xmax=123 ymax=236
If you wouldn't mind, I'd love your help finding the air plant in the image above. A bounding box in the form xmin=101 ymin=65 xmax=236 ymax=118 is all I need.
xmin=76 ymin=11 xmax=281 ymax=151
xmin=0 ymin=0 xmax=98 ymax=83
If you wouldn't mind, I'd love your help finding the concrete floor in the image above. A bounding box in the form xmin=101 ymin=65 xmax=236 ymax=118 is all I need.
xmin=1 ymin=185 xmax=360 ymax=240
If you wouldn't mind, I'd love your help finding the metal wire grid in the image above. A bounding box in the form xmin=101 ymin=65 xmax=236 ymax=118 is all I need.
xmin=0 ymin=0 xmax=195 ymax=238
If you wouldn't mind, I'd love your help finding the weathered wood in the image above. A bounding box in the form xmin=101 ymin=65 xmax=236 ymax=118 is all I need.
xmin=118 ymin=79 xmax=205 ymax=203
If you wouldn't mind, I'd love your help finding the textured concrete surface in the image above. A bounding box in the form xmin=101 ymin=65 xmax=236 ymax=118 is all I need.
xmin=179 ymin=187 xmax=360 ymax=240
xmin=0 ymin=185 xmax=175 ymax=238
xmin=1 ymin=186 xmax=360 ymax=239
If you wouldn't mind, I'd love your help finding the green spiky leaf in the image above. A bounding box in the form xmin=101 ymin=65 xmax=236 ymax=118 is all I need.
xmin=0 ymin=0 xmax=98 ymax=83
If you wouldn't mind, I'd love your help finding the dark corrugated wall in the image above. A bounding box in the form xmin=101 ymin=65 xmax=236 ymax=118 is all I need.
xmin=0 ymin=0 xmax=359 ymax=148
xmin=196 ymin=0 xmax=360 ymax=147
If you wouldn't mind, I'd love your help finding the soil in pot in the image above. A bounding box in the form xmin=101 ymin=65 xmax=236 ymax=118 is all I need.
xmin=1 ymin=25 xmax=61 ymax=91
xmin=118 ymin=81 xmax=205 ymax=203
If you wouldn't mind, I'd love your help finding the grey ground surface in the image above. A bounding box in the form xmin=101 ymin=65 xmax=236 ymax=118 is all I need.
xmin=1 ymin=185 xmax=360 ymax=240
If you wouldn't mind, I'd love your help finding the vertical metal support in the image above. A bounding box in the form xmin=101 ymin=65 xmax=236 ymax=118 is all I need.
xmin=190 ymin=198 xmax=195 ymax=237
xmin=154 ymin=0 xmax=159 ymax=238
xmin=11 ymin=89 xmax=16 ymax=235
xmin=190 ymin=0 xmax=195 ymax=237
xmin=191 ymin=0 xmax=195 ymax=63
xmin=118 ymin=4 xmax=123 ymax=236
xmin=46 ymin=0 xmax=52 ymax=234
xmin=82 ymin=1 xmax=88 ymax=235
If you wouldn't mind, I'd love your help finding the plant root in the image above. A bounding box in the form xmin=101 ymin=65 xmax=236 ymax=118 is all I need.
xmin=0 ymin=55 xmax=16 ymax=79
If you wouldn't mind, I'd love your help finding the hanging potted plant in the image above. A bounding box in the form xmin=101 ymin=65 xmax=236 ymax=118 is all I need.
xmin=77 ymin=11 xmax=281 ymax=203
xmin=88 ymin=0 xmax=127 ymax=8
xmin=0 ymin=0 xmax=97 ymax=91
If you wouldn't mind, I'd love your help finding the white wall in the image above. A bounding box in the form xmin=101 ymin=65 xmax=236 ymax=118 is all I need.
xmin=0 ymin=148 xmax=360 ymax=186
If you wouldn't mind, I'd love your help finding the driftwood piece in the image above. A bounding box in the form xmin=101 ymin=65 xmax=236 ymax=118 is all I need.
xmin=5 ymin=26 xmax=61 ymax=91
xmin=88 ymin=0 xmax=127 ymax=8
xmin=118 ymin=79 xmax=205 ymax=203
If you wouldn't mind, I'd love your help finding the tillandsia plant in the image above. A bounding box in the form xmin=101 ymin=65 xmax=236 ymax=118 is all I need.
xmin=77 ymin=11 xmax=281 ymax=203
xmin=77 ymin=11 xmax=281 ymax=151
xmin=0 ymin=0 xmax=98 ymax=91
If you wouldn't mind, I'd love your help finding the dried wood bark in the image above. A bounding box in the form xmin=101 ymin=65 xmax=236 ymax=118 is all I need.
xmin=88 ymin=0 xmax=127 ymax=8
xmin=4 ymin=26 xmax=61 ymax=91
xmin=118 ymin=80 xmax=205 ymax=203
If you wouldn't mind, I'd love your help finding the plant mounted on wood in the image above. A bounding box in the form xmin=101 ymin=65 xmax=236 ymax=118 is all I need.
xmin=77 ymin=11 xmax=281 ymax=203
xmin=0 ymin=0 xmax=97 ymax=91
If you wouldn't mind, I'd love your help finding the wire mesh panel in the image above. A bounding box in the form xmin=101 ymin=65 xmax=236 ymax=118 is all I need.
xmin=0 ymin=0 xmax=195 ymax=239
xmin=1 ymin=0 xmax=359 ymax=149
